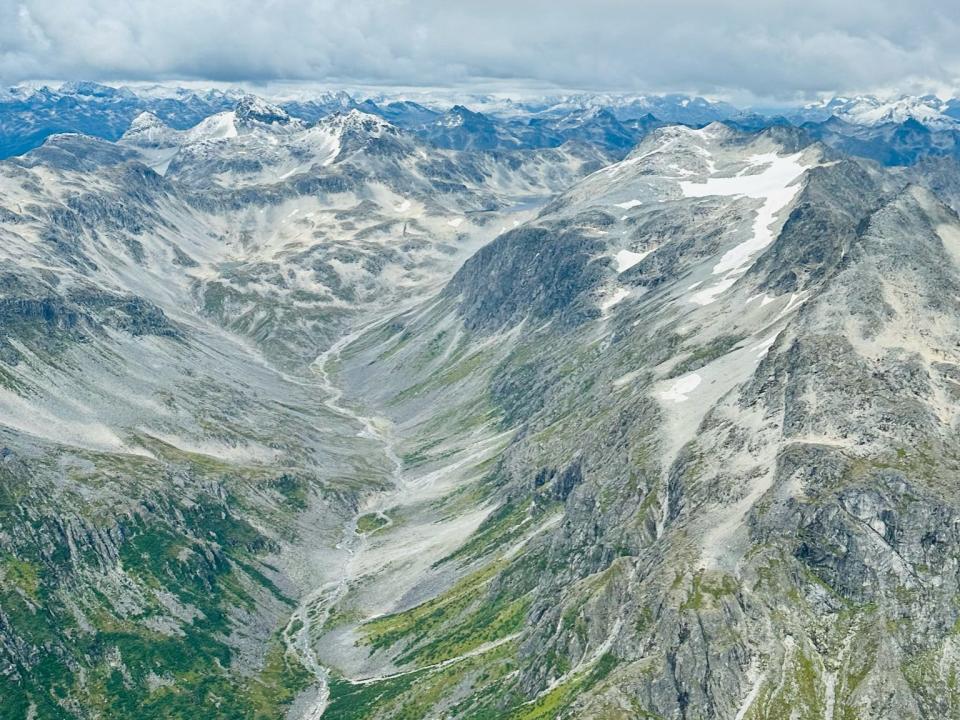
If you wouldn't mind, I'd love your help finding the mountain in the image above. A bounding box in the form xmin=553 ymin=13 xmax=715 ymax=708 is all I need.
xmin=0 ymin=85 xmax=667 ymax=160
xmin=12 ymin=83 xmax=960 ymax=169
xmin=310 ymin=123 xmax=960 ymax=719
xmin=420 ymin=104 xmax=520 ymax=150
xmin=0 ymin=82 xmax=242 ymax=157
xmin=525 ymin=106 xmax=644 ymax=153
xmin=529 ymin=93 xmax=740 ymax=125
xmin=281 ymin=90 xmax=361 ymax=122
xmin=361 ymin=99 xmax=441 ymax=127
xmin=797 ymin=95 xmax=957 ymax=129
xmin=408 ymin=104 xmax=660 ymax=156
xmin=801 ymin=115 xmax=960 ymax=166
xmin=0 ymin=97 xmax=617 ymax=717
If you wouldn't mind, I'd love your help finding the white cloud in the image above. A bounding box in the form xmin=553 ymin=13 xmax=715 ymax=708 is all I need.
xmin=1 ymin=0 xmax=959 ymax=100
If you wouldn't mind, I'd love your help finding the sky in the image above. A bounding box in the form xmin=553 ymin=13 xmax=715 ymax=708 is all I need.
xmin=2 ymin=0 xmax=960 ymax=103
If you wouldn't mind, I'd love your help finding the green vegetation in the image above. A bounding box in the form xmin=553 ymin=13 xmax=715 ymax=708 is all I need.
xmin=744 ymin=645 xmax=825 ymax=720
xmin=843 ymin=442 xmax=957 ymax=489
xmin=363 ymin=559 xmax=530 ymax=666
xmin=681 ymin=571 xmax=739 ymax=611
xmin=390 ymin=346 xmax=497 ymax=406
xmin=2 ymin=555 xmax=40 ymax=599
xmin=326 ymin=670 xmax=428 ymax=720
xmin=0 ymin=438 xmax=315 ymax=720
xmin=502 ymin=653 xmax=619 ymax=720
xmin=401 ymin=436 xmax=458 ymax=468
xmin=356 ymin=512 xmax=389 ymax=534
xmin=411 ymin=329 xmax=451 ymax=368
xmin=440 ymin=501 xmax=530 ymax=566
xmin=325 ymin=645 xmax=624 ymax=720
xmin=271 ymin=473 xmax=311 ymax=510
xmin=326 ymin=640 xmax=520 ymax=720
xmin=0 ymin=364 xmax=30 ymax=393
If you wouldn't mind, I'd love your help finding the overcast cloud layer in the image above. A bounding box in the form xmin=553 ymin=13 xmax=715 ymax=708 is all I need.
xmin=2 ymin=0 xmax=959 ymax=101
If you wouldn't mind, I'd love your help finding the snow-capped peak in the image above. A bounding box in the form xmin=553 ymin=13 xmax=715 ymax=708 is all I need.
xmin=553 ymin=105 xmax=618 ymax=129
xmin=320 ymin=109 xmax=397 ymax=136
xmin=119 ymin=112 xmax=181 ymax=151
xmin=809 ymin=95 xmax=956 ymax=129
xmin=186 ymin=111 xmax=239 ymax=142
xmin=127 ymin=111 xmax=168 ymax=132
xmin=234 ymin=94 xmax=292 ymax=126
xmin=316 ymin=90 xmax=355 ymax=109
xmin=178 ymin=97 xmax=303 ymax=145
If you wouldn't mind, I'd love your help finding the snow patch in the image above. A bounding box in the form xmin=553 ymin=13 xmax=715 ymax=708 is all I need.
xmin=746 ymin=292 xmax=776 ymax=307
xmin=614 ymin=248 xmax=649 ymax=272
xmin=751 ymin=334 xmax=779 ymax=359
xmin=681 ymin=152 xmax=808 ymax=305
xmin=936 ymin=222 xmax=960 ymax=268
xmin=689 ymin=276 xmax=737 ymax=306
xmin=143 ymin=431 xmax=280 ymax=464
xmin=658 ymin=373 xmax=701 ymax=403
xmin=187 ymin=111 xmax=238 ymax=142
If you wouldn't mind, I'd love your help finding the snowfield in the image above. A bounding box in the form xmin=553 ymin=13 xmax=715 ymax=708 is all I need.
xmin=681 ymin=151 xmax=809 ymax=305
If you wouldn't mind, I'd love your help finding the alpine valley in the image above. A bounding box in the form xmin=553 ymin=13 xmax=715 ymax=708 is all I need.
xmin=5 ymin=83 xmax=960 ymax=720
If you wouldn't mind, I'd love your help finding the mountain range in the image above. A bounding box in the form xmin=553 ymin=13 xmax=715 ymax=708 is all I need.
xmin=4 ymin=84 xmax=960 ymax=719
xmin=9 ymin=82 xmax=960 ymax=165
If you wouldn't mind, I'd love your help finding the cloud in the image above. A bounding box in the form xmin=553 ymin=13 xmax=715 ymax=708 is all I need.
xmin=2 ymin=0 xmax=959 ymax=100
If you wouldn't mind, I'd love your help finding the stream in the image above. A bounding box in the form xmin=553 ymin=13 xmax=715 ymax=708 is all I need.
xmin=282 ymin=320 xmax=407 ymax=719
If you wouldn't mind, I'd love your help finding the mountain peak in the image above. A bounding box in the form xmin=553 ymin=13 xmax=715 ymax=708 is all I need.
xmin=321 ymin=108 xmax=396 ymax=135
xmin=316 ymin=89 xmax=355 ymax=108
xmin=234 ymin=94 xmax=292 ymax=125
xmin=58 ymin=81 xmax=126 ymax=98
xmin=807 ymin=94 xmax=955 ymax=129
xmin=127 ymin=111 xmax=168 ymax=132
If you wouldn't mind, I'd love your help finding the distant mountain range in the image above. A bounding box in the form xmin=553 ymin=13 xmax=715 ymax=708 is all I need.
xmin=8 ymin=81 xmax=960 ymax=166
